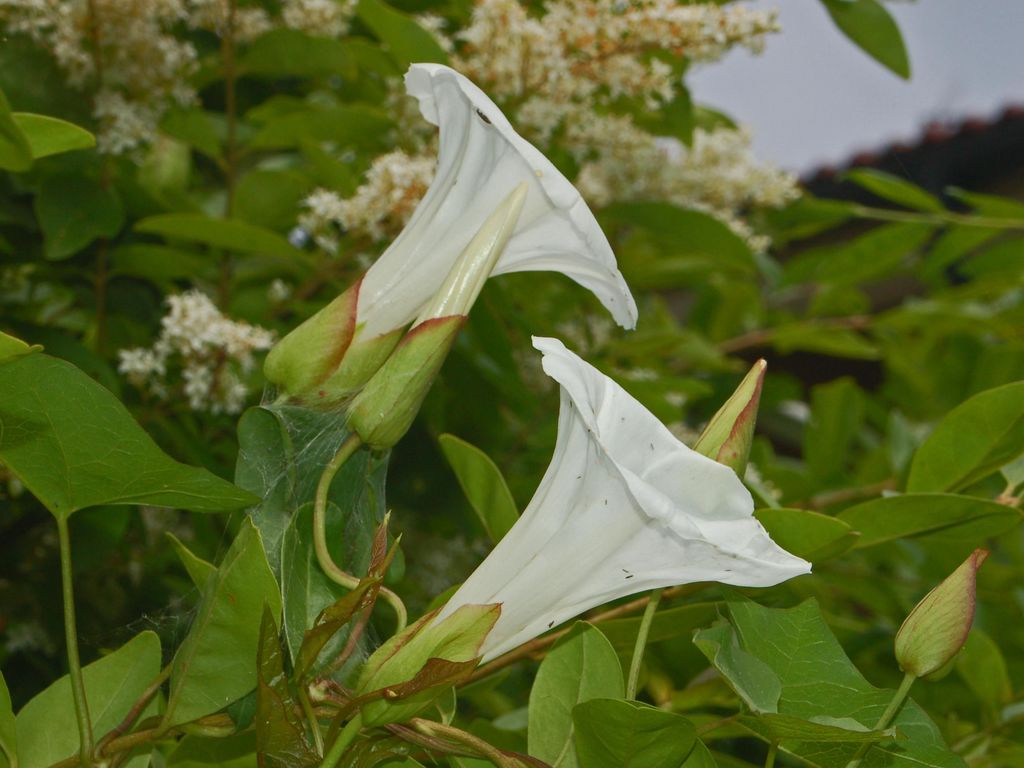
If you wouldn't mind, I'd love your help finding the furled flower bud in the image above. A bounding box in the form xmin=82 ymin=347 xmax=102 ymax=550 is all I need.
xmin=347 ymin=184 xmax=526 ymax=449
xmin=895 ymin=549 xmax=988 ymax=679
xmin=692 ymin=359 xmax=766 ymax=475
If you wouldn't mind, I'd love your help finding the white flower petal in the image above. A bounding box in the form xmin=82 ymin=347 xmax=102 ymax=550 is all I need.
xmin=358 ymin=64 xmax=637 ymax=338
xmin=439 ymin=336 xmax=810 ymax=661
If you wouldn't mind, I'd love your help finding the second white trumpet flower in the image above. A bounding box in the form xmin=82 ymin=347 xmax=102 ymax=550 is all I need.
xmin=438 ymin=337 xmax=811 ymax=661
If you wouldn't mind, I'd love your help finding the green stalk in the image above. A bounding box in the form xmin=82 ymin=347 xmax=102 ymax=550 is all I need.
xmin=57 ymin=517 xmax=94 ymax=765
xmin=764 ymin=741 xmax=778 ymax=768
xmin=844 ymin=671 xmax=916 ymax=768
xmin=313 ymin=434 xmax=407 ymax=631
xmin=318 ymin=713 xmax=363 ymax=768
xmin=299 ymin=685 xmax=325 ymax=756
xmin=626 ymin=588 xmax=663 ymax=699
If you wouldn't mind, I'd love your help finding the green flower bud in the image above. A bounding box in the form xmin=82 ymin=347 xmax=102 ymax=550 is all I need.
xmin=895 ymin=549 xmax=988 ymax=679
xmin=692 ymin=359 xmax=766 ymax=475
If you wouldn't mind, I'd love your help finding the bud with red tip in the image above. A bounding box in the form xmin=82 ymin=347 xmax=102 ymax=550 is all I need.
xmin=895 ymin=549 xmax=988 ymax=679
xmin=693 ymin=359 xmax=767 ymax=475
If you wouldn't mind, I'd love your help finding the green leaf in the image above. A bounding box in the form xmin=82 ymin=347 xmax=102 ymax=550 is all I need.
xmin=109 ymin=244 xmax=212 ymax=287
xmin=528 ymin=622 xmax=624 ymax=768
xmin=255 ymin=608 xmax=318 ymax=766
xmin=783 ymin=223 xmax=932 ymax=287
xmin=12 ymin=113 xmax=94 ymax=159
xmin=248 ymin=105 xmax=393 ymax=150
xmin=597 ymin=603 xmax=720 ymax=653
xmin=16 ymin=632 xmax=161 ymax=767
xmin=803 ymin=377 xmax=865 ymax=480
xmin=754 ymin=508 xmax=858 ymax=561
xmin=355 ymin=0 xmax=449 ymax=67
xmin=707 ymin=598 xmax=965 ymax=768
xmin=0 ymin=671 xmax=15 ymax=768
xmin=681 ymin=740 xmax=716 ymax=768
xmin=280 ymin=502 xmax=349 ymax=662
xmin=35 ymin=174 xmax=124 ymax=260
xmin=907 ymin=381 xmax=1024 ymax=493
xmin=234 ymin=169 xmax=312 ymax=231
xmin=161 ymin=109 xmax=224 ymax=161
xmin=955 ymin=629 xmax=1012 ymax=720
xmin=573 ymin=699 xmax=696 ymax=768
xmin=167 ymin=732 xmax=257 ymax=767
xmin=601 ymin=203 xmax=756 ymax=286
xmin=737 ymin=713 xmax=892 ymax=743
xmin=0 ymin=353 xmax=258 ymax=519
xmin=837 ymin=494 xmax=1020 ymax=548
xmin=769 ymin=323 xmax=879 ymax=360
xmin=692 ymin=623 xmax=781 ymax=715
xmin=946 ymin=188 xmax=1024 ymax=220
xmin=844 ymin=169 xmax=943 ymax=212
xmin=167 ymin=531 xmax=216 ymax=588
xmin=439 ymin=434 xmax=519 ymax=543
xmin=136 ymin=213 xmax=301 ymax=258
xmin=0 ymin=330 xmax=41 ymax=363
xmin=165 ymin=519 xmax=283 ymax=727
xmin=0 ymin=87 xmax=32 ymax=172
xmin=820 ymin=0 xmax=910 ymax=78
xmin=239 ymin=29 xmax=356 ymax=78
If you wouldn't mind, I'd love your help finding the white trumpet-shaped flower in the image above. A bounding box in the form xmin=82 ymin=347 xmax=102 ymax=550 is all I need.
xmin=438 ymin=337 xmax=810 ymax=661
xmin=358 ymin=63 xmax=637 ymax=338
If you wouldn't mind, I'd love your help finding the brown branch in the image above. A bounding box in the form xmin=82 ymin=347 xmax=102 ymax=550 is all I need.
xmin=797 ymin=477 xmax=897 ymax=511
xmin=717 ymin=315 xmax=872 ymax=355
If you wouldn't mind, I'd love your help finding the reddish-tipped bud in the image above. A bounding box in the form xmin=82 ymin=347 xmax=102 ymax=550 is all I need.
xmin=895 ymin=549 xmax=988 ymax=679
xmin=693 ymin=360 xmax=766 ymax=475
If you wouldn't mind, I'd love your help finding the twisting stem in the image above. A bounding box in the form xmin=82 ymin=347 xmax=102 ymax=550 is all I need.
xmin=319 ymin=713 xmax=363 ymax=768
xmin=57 ymin=517 xmax=94 ymax=765
xmin=313 ymin=434 xmax=407 ymax=631
xmin=626 ymin=588 xmax=662 ymax=699
xmin=844 ymin=672 xmax=916 ymax=768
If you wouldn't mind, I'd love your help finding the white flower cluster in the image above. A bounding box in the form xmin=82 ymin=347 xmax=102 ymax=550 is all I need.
xmin=299 ymin=150 xmax=436 ymax=246
xmin=281 ymin=0 xmax=357 ymax=38
xmin=574 ymin=124 xmax=798 ymax=251
xmin=454 ymin=0 xmax=777 ymax=138
xmin=188 ymin=0 xmax=273 ymax=42
xmin=118 ymin=290 xmax=275 ymax=414
xmin=1 ymin=0 xmax=197 ymax=154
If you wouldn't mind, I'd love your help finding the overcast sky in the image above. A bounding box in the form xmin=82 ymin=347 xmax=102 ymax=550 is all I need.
xmin=688 ymin=0 xmax=1024 ymax=175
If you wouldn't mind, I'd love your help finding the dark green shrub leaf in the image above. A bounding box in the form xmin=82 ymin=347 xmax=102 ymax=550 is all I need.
xmin=356 ymin=0 xmax=449 ymax=67
xmin=16 ymin=632 xmax=161 ymax=767
xmin=0 ymin=87 xmax=32 ymax=171
xmin=820 ymin=0 xmax=910 ymax=78
xmin=838 ymin=494 xmax=1020 ymax=548
xmin=248 ymin=105 xmax=393 ymax=150
xmin=738 ymin=713 xmax=892 ymax=743
xmin=754 ymin=508 xmax=858 ymax=561
xmin=528 ymin=622 xmax=624 ymax=768
xmin=844 ymin=169 xmax=943 ymax=212
xmin=597 ymin=603 xmax=720 ymax=653
xmin=161 ymin=109 xmax=224 ymax=161
xmin=136 ymin=213 xmax=301 ymax=258
xmin=693 ymin=622 xmax=781 ymax=714
xmin=240 ymin=29 xmax=357 ymax=79
xmin=167 ymin=531 xmax=216 ymax=587
xmin=439 ymin=433 xmax=519 ymax=543
xmin=907 ymin=381 xmax=1024 ymax=492
xmin=573 ymin=699 xmax=696 ymax=768
xmin=35 ymin=174 xmax=124 ymax=260
xmin=955 ymin=629 xmax=1012 ymax=720
xmin=0 ymin=672 xmax=14 ymax=768
xmin=783 ymin=223 xmax=932 ymax=287
xmin=165 ymin=519 xmax=282 ymax=727
xmin=803 ymin=377 xmax=865 ymax=481
xmin=167 ymin=732 xmax=258 ymax=767
xmin=0 ymin=353 xmax=257 ymax=519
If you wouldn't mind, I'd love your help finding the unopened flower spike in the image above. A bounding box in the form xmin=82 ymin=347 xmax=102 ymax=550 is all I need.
xmin=264 ymin=63 xmax=636 ymax=407
xmin=436 ymin=337 xmax=809 ymax=662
